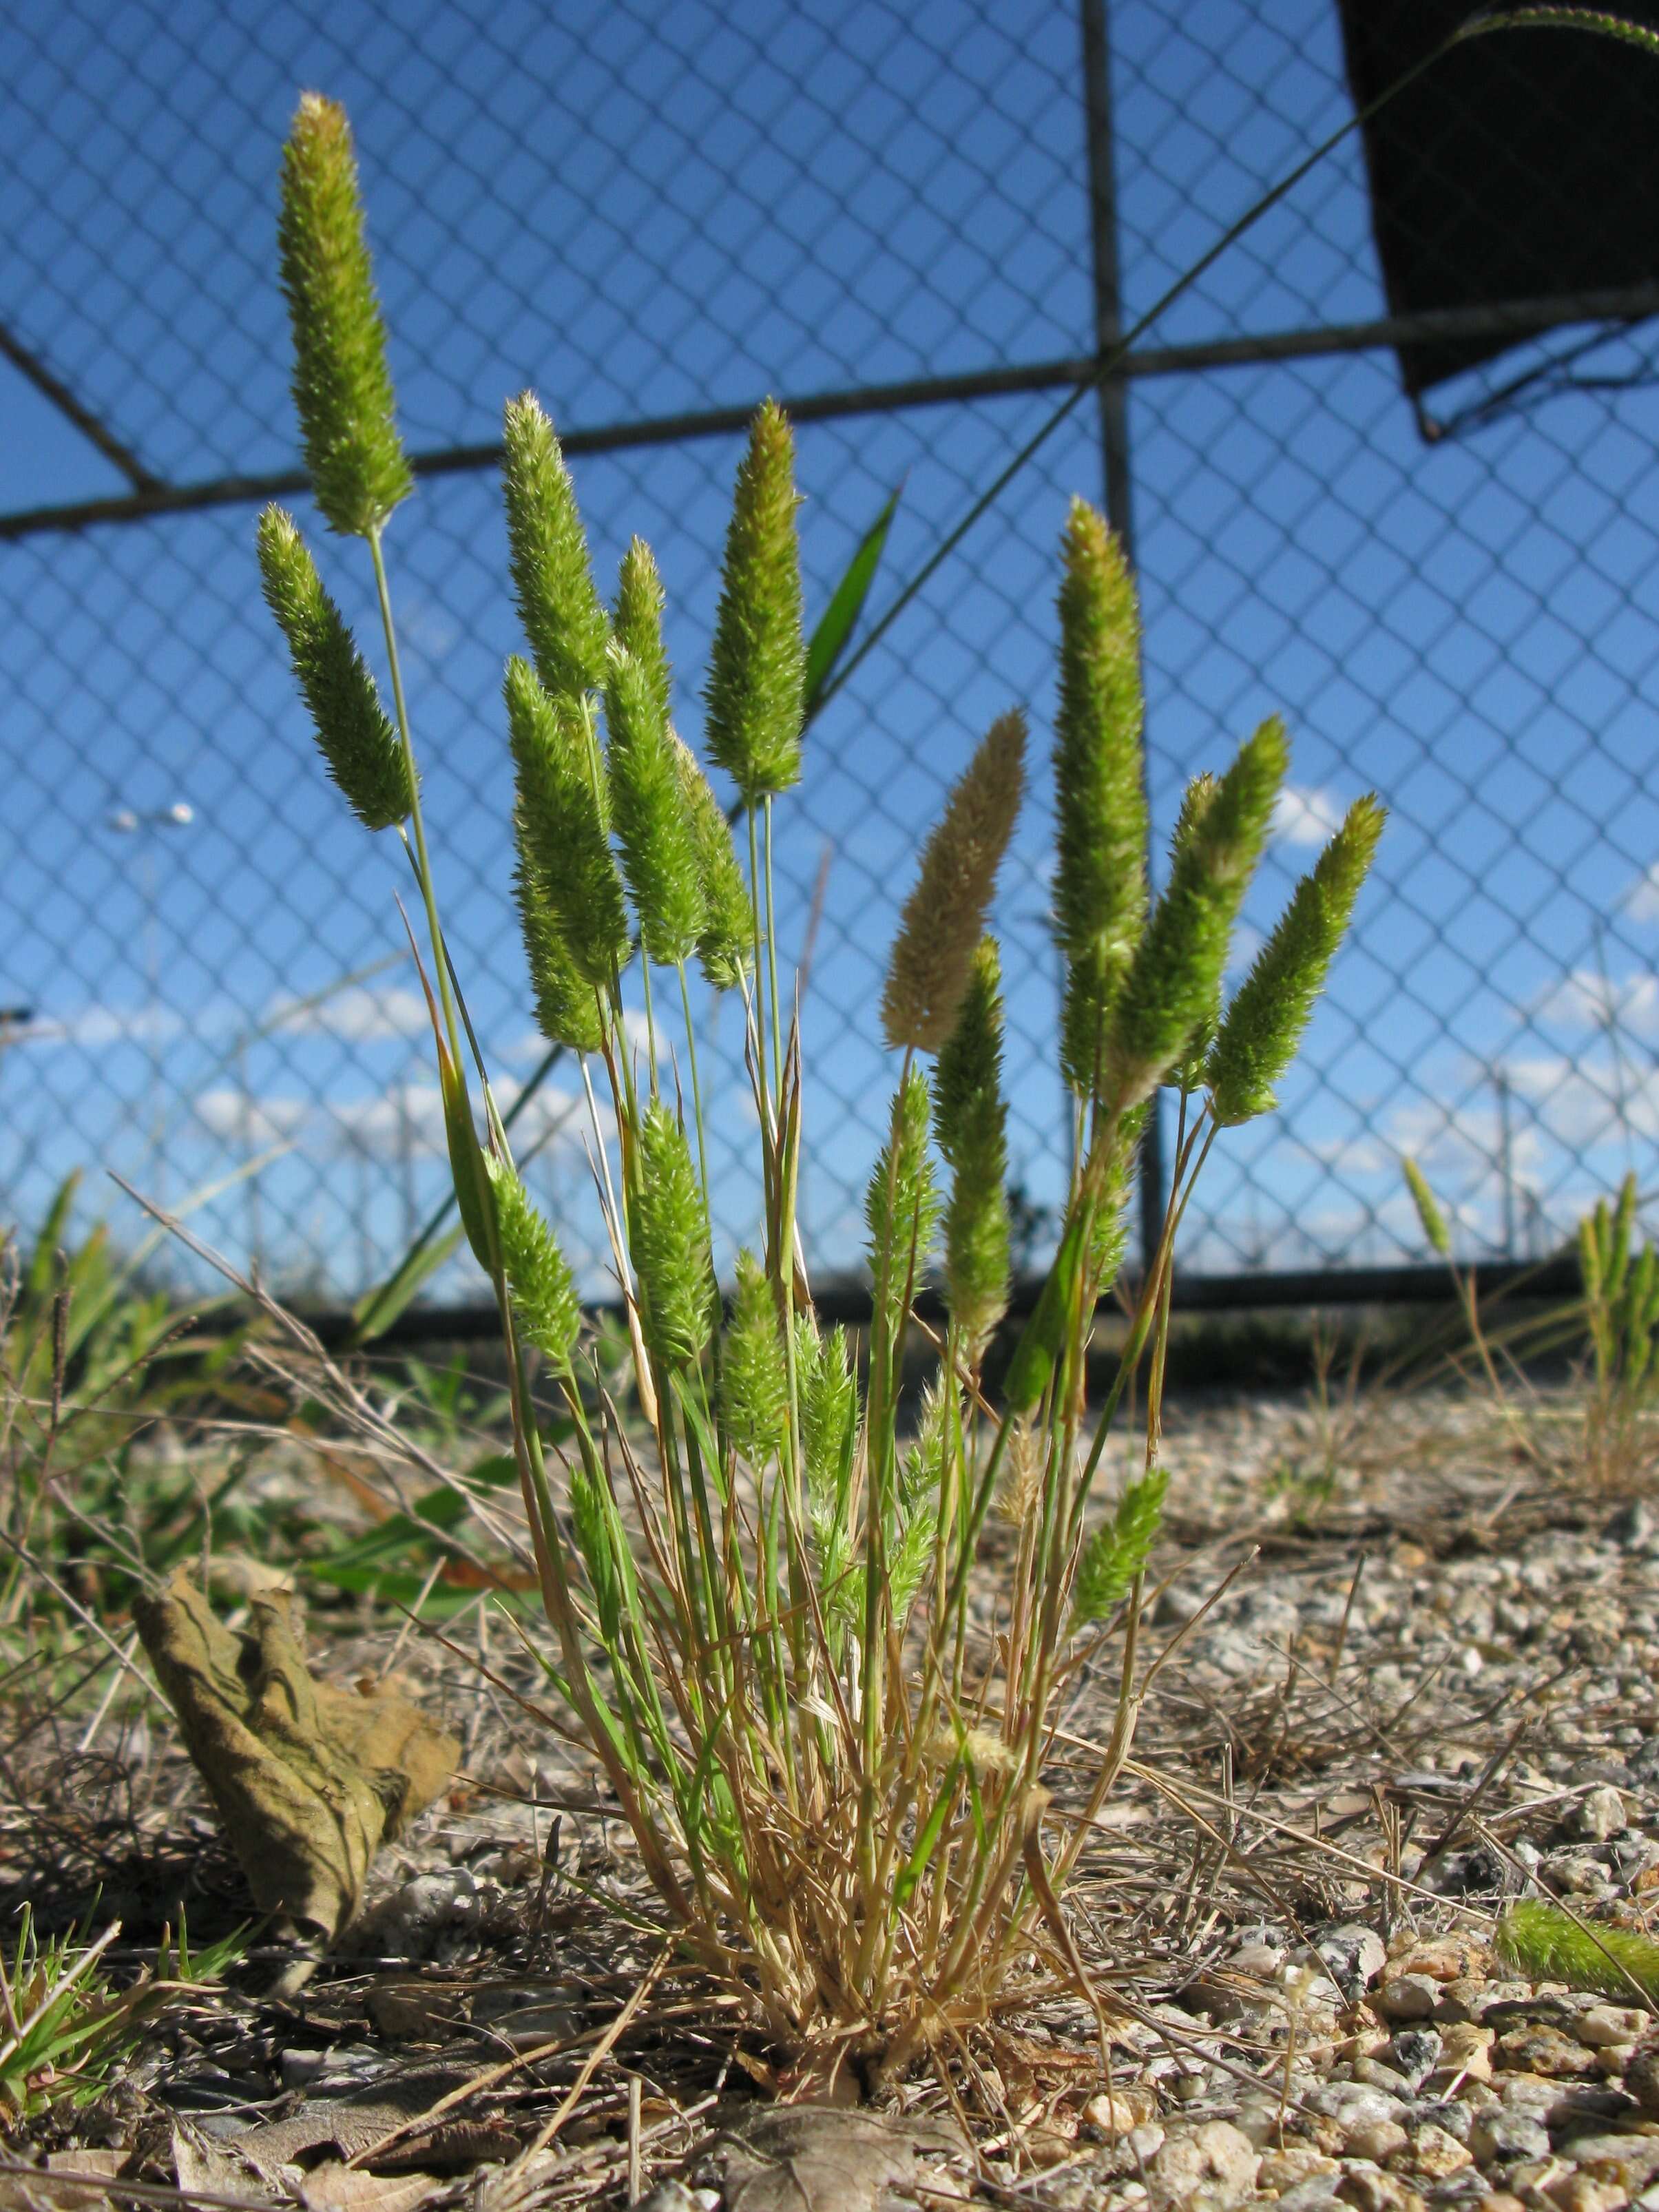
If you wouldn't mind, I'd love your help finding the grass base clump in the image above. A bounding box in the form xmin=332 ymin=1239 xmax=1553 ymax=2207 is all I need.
xmin=249 ymin=92 xmax=1384 ymax=2066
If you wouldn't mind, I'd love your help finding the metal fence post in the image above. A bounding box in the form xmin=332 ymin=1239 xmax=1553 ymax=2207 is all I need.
xmin=1078 ymin=0 xmax=1166 ymax=1273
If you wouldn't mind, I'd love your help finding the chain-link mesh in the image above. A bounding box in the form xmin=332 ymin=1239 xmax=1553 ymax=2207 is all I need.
xmin=3 ymin=0 xmax=1658 ymax=1304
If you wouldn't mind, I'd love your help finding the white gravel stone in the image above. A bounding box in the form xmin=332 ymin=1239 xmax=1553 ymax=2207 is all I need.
xmin=1568 ymin=1784 xmax=1629 ymax=1841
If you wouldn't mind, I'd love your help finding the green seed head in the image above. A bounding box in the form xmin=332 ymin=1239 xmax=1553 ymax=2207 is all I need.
xmin=1103 ymin=718 xmax=1288 ymax=1112
xmin=1165 ymin=774 xmax=1222 ymax=1092
xmin=502 ymin=393 xmax=611 ymax=704
xmin=1207 ymin=793 xmax=1384 ymax=1126
xmin=1580 ymin=1209 xmax=1605 ymax=1311
xmin=257 ymin=505 xmax=413 ymax=830
xmin=797 ymin=1313 xmax=857 ymax=1594
xmin=704 ymin=400 xmax=805 ymax=804
xmin=614 ymin=537 xmax=674 ymax=735
xmin=881 ymin=711 xmax=1026 ymax=1054
xmin=722 ymin=1249 xmax=789 ymax=1465
xmin=511 ymin=802 xmax=606 ymax=1054
xmin=1405 ymin=1158 xmax=1452 ymax=1259
xmin=570 ymin=1455 xmax=620 ymax=1643
xmin=1496 ymin=1897 xmax=1659 ymax=2003
xmin=866 ymin=1065 xmax=940 ymax=1344
xmin=935 ymin=937 xmax=1012 ymax=1357
xmin=605 ymin=643 xmax=705 ymax=968
xmin=486 ymin=1156 xmax=581 ymax=1370
xmin=797 ymin=1315 xmax=857 ymax=1521
xmin=1071 ymin=1464 xmax=1168 ymax=1627
xmin=1090 ymin=1116 xmax=1137 ymax=1296
xmin=277 ymin=94 xmax=411 ymax=539
xmin=1053 ymin=499 xmax=1147 ymax=1095
xmin=632 ymin=1100 xmax=715 ymax=1372
xmin=671 ymin=732 xmax=754 ymax=992
xmin=504 ymin=656 xmax=629 ymax=990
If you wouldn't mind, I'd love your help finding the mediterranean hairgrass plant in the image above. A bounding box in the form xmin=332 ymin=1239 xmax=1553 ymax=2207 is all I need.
xmin=1406 ymin=1160 xmax=1659 ymax=1492
xmin=258 ymin=92 xmax=1382 ymax=2065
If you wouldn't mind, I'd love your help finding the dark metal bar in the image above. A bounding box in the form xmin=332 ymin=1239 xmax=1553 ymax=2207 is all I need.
xmin=1123 ymin=280 xmax=1659 ymax=378
xmin=0 ymin=356 xmax=1100 ymax=540
xmin=0 ymin=320 xmax=163 ymax=492
xmin=283 ymin=1253 xmax=1583 ymax=1351
xmin=6 ymin=281 xmax=1657 ymax=543
xmin=1079 ymin=0 xmax=1165 ymax=1272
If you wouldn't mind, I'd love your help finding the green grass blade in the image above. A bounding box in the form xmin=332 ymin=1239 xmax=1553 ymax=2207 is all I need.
xmin=802 ymin=481 xmax=901 ymax=722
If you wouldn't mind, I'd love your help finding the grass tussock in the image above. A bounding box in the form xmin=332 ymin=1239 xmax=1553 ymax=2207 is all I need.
xmin=245 ymin=92 xmax=1388 ymax=2066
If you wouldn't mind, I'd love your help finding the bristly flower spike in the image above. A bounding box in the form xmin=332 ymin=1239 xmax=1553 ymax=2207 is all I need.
xmin=1165 ymin=774 xmax=1222 ymax=1092
xmin=1053 ymin=499 xmax=1148 ymax=1096
xmin=504 ymin=656 xmax=629 ymax=990
xmin=632 ymin=1100 xmax=715 ymax=1371
xmin=258 ymin=505 xmax=413 ymax=830
xmin=881 ymin=711 xmax=1026 ymax=1054
xmin=722 ymin=1249 xmax=789 ymax=1463
xmin=511 ymin=802 xmax=605 ymax=1053
xmin=614 ymin=538 xmax=674 ymax=734
xmin=935 ymin=937 xmax=1012 ymax=1357
xmin=866 ymin=1065 xmax=940 ymax=1349
xmin=605 ymin=641 xmax=705 ymax=967
xmin=1207 ymin=793 xmax=1384 ymax=1125
xmin=1072 ymin=1464 xmax=1169 ymax=1626
xmin=277 ymin=94 xmax=411 ymax=539
xmin=704 ymin=400 xmax=805 ymax=804
xmin=613 ymin=533 xmax=754 ymax=986
xmin=1103 ymin=717 xmax=1288 ymax=1113
xmin=502 ymin=393 xmax=611 ymax=704
xmin=672 ymin=733 xmax=754 ymax=991
xmin=1405 ymin=1158 xmax=1452 ymax=1259
xmin=486 ymin=1158 xmax=581 ymax=1371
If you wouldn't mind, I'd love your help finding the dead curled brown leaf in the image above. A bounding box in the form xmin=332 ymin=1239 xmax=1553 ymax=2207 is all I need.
xmin=713 ymin=2107 xmax=968 ymax=2212
xmin=132 ymin=1570 xmax=457 ymax=1937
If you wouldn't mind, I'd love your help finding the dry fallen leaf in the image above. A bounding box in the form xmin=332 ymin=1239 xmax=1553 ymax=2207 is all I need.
xmin=366 ymin=1976 xmax=583 ymax=2047
xmin=233 ymin=2065 xmax=501 ymax=2176
xmin=134 ymin=1570 xmax=457 ymax=1937
xmin=170 ymin=2124 xmax=278 ymax=2207
xmin=713 ymin=2106 xmax=966 ymax=2212
xmin=298 ymin=2162 xmax=441 ymax=2212
xmin=0 ymin=2148 xmax=128 ymax=2212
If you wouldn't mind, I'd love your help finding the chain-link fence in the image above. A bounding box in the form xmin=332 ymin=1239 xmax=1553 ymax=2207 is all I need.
xmin=3 ymin=0 xmax=1658 ymax=1310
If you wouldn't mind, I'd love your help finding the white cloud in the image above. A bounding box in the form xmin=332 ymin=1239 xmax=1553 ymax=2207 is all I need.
xmin=20 ymin=1003 xmax=187 ymax=1049
xmin=323 ymin=1076 xmax=605 ymax=1165
xmin=1227 ymin=921 xmax=1264 ymax=977
xmin=264 ymin=983 xmax=430 ymax=1043
xmin=1530 ymin=968 xmax=1659 ymax=1039
xmin=1623 ymin=863 xmax=1659 ymax=921
xmin=325 ymin=1084 xmax=448 ymax=1156
xmin=501 ymin=1080 xmax=605 ymax=1157
xmin=1274 ymin=783 xmax=1345 ymax=848
xmin=194 ymin=1087 xmax=311 ymax=1145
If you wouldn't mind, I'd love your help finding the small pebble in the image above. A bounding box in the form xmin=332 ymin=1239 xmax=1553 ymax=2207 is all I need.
xmin=1332 ymin=2164 xmax=1422 ymax=2211
xmin=1469 ymin=2109 xmax=1553 ymax=2162
xmin=1258 ymin=2148 xmax=1340 ymax=2191
xmin=1147 ymin=2118 xmax=1259 ymax=2208
xmin=1318 ymin=1924 xmax=1387 ymax=1992
xmin=1567 ymin=1785 xmax=1630 ymax=1842
xmin=1344 ymin=2118 xmax=1409 ymax=2162
xmin=1576 ymin=2004 xmax=1648 ymax=2049
xmin=1377 ymin=1975 xmax=1439 ymax=2023
xmin=1402 ymin=2120 xmax=1470 ymax=2177
xmin=1387 ymin=2028 xmax=1443 ymax=2087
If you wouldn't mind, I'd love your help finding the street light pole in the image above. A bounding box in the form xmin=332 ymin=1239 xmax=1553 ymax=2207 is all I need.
xmin=107 ymin=800 xmax=193 ymax=1204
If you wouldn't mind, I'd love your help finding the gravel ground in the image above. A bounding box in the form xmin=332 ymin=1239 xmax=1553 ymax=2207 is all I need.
xmin=8 ymin=1384 xmax=1659 ymax=2209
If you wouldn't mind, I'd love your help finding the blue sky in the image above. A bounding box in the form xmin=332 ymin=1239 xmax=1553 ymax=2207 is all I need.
xmin=3 ymin=0 xmax=1658 ymax=1298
